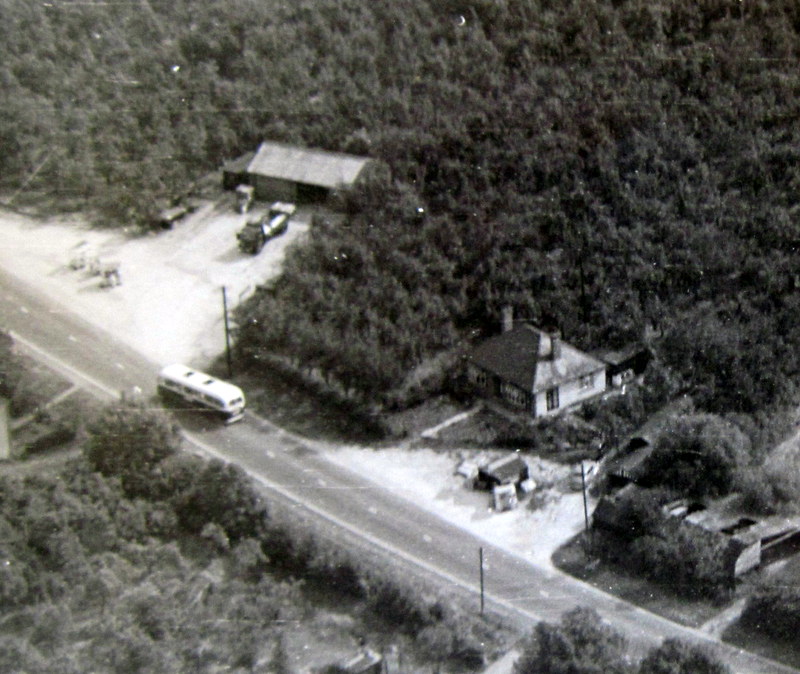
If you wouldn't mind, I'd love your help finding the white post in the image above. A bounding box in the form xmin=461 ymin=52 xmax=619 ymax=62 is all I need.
xmin=0 ymin=399 xmax=11 ymax=460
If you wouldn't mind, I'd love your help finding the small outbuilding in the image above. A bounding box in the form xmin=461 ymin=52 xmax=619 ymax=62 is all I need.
xmin=474 ymin=454 xmax=530 ymax=491
xmin=337 ymin=648 xmax=383 ymax=674
xmin=593 ymin=344 xmax=652 ymax=389
xmin=603 ymin=396 xmax=693 ymax=489
xmin=222 ymin=141 xmax=372 ymax=204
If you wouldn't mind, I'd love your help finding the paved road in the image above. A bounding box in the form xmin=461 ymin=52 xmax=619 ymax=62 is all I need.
xmin=0 ymin=266 xmax=796 ymax=674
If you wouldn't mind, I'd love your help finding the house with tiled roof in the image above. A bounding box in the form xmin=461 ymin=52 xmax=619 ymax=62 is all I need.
xmin=465 ymin=320 xmax=607 ymax=418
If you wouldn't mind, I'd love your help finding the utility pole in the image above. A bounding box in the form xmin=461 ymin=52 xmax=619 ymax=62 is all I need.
xmin=222 ymin=286 xmax=233 ymax=378
xmin=479 ymin=547 xmax=485 ymax=615
xmin=581 ymin=461 xmax=591 ymax=552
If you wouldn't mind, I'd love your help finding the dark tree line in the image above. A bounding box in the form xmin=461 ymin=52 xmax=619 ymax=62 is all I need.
xmin=0 ymin=401 xmax=504 ymax=671
xmin=5 ymin=1 xmax=800 ymax=423
xmin=514 ymin=606 xmax=730 ymax=674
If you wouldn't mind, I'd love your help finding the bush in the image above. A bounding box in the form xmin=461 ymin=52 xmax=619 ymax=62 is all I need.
xmin=640 ymin=414 xmax=750 ymax=498
xmin=594 ymin=488 xmax=732 ymax=600
xmin=514 ymin=607 xmax=628 ymax=674
xmin=173 ymin=460 xmax=268 ymax=542
xmin=638 ymin=638 xmax=730 ymax=674
xmin=740 ymin=583 xmax=800 ymax=642
xmin=85 ymin=403 xmax=181 ymax=498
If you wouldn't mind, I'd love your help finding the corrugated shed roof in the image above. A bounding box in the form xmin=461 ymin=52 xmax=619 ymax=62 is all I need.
xmin=247 ymin=141 xmax=371 ymax=188
xmin=467 ymin=325 xmax=605 ymax=393
xmin=685 ymin=494 xmax=800 ymax=546
xmin=608 ymin=443 xmax=654 ymax=481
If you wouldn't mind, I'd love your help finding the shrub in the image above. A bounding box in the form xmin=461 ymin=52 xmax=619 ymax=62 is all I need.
xmin=514 ymin=607 xmax=628 ymax=674
xmin=641 ymin=414 xmax=750 ymax=498
xmin=85 ymin=403 xmax=181 ymax=498
xmin=173 ymin=460 xmax=268 ymax=542
xmin=740 ymin=583 xmax=800 ymax=642
xmin=638 ymin=638 xmax=730 ymax=674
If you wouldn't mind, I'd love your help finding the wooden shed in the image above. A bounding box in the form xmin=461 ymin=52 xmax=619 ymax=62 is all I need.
xmin=223 ymin=141 xmax=372 ymax=204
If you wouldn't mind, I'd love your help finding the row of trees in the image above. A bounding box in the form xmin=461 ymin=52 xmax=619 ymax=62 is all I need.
xmin=0 ymin=401 xmax=506 ymax=671
xmin=514 ymin=606 xmax=730 ymax=674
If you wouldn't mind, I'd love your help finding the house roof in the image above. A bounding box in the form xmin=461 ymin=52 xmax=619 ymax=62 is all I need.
xmin=467 ymin=325 xmax=605 ymax=393
xmin=246 ymin=141 xmax=371 ymax=189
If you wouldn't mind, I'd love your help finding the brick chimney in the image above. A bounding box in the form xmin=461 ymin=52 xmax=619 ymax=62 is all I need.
xmin=551 ymin=331 xmax=562 ymax=360
xmin=501 ymin=305 xmax=514 ymax=333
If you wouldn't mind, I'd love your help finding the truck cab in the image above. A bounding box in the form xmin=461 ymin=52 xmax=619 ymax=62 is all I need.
xmin=236 ymin=202 xmax=296 ymax=254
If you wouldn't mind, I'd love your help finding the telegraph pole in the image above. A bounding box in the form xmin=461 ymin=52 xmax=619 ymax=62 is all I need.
xmin=581 ymin=461 xmax=592 ymax=553
xmin=222 ymin=286 xmax=233 ymax=378
xmin=479 ymin=547 xmax=485 ymax=615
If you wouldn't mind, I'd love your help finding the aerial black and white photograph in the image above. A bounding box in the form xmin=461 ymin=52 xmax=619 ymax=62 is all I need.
xmin=1 ymin=1 xmax=800 ymax=672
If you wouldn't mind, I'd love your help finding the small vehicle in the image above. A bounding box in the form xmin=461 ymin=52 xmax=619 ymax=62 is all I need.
xmin=98 ymin=261 xmax=121 ymax=287
xmin=156 ymin=205 xmax=189 ymax=229
xmin=155 ymin=201 xmax=198 ymax=229
xmin=236 ymin=201 xmax=296 ymax=254
xmin=235 ymin=184 xmax=254 ymax=214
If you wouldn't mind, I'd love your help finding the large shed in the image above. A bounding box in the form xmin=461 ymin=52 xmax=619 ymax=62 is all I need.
xmin=222 ymin=141 xmax=372 ymax=203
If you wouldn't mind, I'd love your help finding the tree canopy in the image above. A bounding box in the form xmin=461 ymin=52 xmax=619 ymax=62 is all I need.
xmin=514 ymin=606 xmax=629 ymax=674
xmin=641 ymin=414 xmax=751 ymax=498
xmin=5 ymin=0 xmax=800 ymax=420
xmin=638 ymin=639 xmax=730 ymax=674
xmin=85 ymin=403 xmax=181 ymax=497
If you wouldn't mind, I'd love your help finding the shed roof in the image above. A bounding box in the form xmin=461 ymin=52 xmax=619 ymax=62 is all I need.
xmin=685 ymin=494 xmax=800 ymax=546
xmin=247 ymin=141 xmax=371 ymax=189
xmin=607 ymin=443 xmax=654 ymax=482
xmin=479 ymin=454 xmax=528 ymax=483
xmin=592 ymin=343 xmax=651 ymax=368
xmin=467 ymin=325 xmax=605 ymax=393
xmin=223 ymin=151 xmax=255 ymax=174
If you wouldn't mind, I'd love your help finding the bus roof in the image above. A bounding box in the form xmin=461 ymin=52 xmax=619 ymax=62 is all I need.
xmin=159 ymin=364 xmax=244 ymax=401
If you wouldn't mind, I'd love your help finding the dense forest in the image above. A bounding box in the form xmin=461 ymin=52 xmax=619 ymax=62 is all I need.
xmin=4 ymin=0 xmax=800 ymax=424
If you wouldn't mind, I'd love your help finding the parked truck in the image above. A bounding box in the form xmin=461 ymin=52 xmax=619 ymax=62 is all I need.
xmin=236 ymin=202 xmax=296 ymax=254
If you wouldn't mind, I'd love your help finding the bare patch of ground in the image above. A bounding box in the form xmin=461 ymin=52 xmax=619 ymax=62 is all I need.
xmin=326 ymin=444 xmax=589 ymax=569
xmin=0 ymin=201 xmax=311 ymax=367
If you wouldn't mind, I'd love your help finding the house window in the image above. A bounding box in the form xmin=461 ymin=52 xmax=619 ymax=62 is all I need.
xmin=468 ymin=365 xmax=488 ymax=388
xmin=546 ymin=387 xmax=559 ymax=411
xmin=501 ymin=382 xmax=529 ymax=409
xmin=580 ymin=373 xmax=594 ymax=390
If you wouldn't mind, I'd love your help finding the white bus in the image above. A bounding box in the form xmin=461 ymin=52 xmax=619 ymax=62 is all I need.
xmin=157 ymin=364 xmax=245 ymax=424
